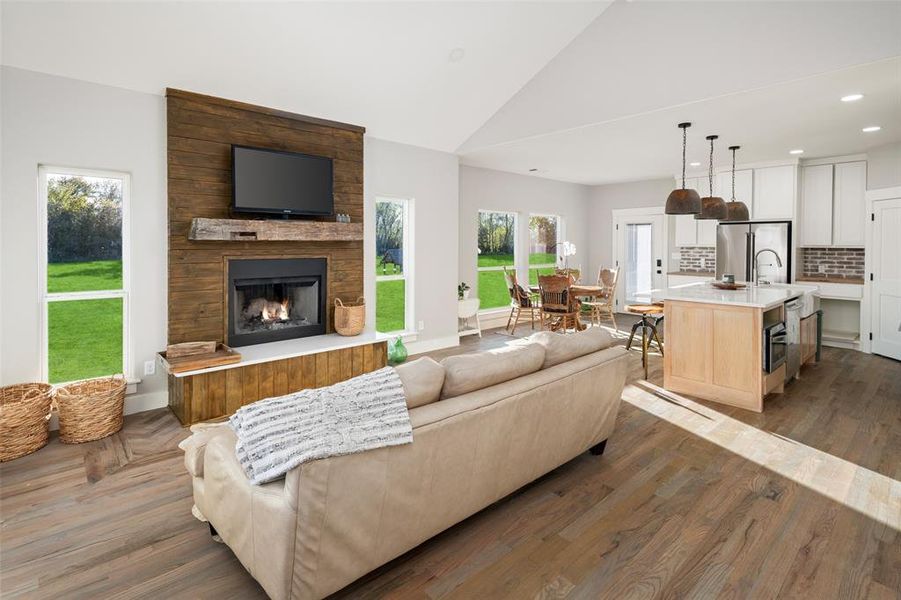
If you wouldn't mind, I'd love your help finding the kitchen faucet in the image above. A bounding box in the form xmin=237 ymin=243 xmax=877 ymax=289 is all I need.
xmin=754 ymin=248 xmax=783 ymax=285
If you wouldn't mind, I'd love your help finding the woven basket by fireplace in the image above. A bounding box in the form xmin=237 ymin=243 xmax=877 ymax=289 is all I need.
xmin=54 ymin=375 xmax=126 ymax=444
xmin=335 ymin=297 xmax=365 ymax=336
xmin=0 ymin=383 xmax=54 ymax=462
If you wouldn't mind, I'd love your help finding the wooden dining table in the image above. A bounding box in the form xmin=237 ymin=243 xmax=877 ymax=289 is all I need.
xmin=529 ymin=284 xmax=607 ymax=331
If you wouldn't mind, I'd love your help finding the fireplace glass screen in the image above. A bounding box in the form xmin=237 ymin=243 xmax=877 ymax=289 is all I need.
xmin=233 ymin=277 xmax=320 ymax=335
xmin=227 ymin=257 xmax=327 ymax=346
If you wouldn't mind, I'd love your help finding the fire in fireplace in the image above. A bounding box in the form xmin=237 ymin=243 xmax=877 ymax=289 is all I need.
xmin=227 ymin=258 xmax=327 ymax=346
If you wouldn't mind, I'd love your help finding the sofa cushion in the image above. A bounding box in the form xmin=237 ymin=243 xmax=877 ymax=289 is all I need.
xmin=439 ymin=343 xmax=545 ymax=399
xmin=395 ymin=357 xmax=445 ymax=409
xmin=528 ymin=327 xmax=614 ymax=369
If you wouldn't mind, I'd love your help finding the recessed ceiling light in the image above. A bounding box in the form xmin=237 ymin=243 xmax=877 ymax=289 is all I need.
xmin=689 ymin=162 xmax=701 ymax=167
xmin=789 ymin=149 xmax=804 ymax=155
xmin=862 ymin=125 xmax=881 ymax=132
xmin=841 ymin=94 xmax=864 ymax=102
xmin=448 ymin=48 xmax=465 ymax=62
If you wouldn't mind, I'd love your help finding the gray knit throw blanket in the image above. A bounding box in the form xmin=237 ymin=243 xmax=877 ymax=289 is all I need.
xmin=229 ymin=367 xmax=412 ymax=485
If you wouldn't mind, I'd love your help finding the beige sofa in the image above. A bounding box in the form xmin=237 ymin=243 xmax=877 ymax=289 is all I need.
xmin=181 ymin=328 xmax=629 ymax=600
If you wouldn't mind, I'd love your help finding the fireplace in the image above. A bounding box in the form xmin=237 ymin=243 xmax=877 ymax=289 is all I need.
xmin=227 ymin=258 xmax=327 ymax=347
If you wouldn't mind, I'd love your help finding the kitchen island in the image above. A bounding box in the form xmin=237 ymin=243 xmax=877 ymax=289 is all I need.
xmin=644 ymin=282 xmax=818 ymax=412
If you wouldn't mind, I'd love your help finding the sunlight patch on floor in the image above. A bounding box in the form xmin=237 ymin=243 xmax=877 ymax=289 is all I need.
xmin=622 ymin=381 xmax=901 ymax=531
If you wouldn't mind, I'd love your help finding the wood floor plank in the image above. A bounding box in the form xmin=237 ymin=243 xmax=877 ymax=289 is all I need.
xmin=1 ymin=318 xmax=898 ymax=599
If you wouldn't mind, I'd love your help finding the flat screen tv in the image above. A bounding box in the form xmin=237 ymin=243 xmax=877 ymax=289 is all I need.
xmin=232 ymin=145 xmax=333 ymax=216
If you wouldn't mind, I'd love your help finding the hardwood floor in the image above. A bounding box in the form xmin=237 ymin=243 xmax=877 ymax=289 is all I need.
xmin=1 ymin=321 xmax=899 ymax=599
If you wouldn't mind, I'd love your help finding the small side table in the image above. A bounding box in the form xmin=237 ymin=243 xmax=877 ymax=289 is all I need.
xmin=458 ymin=298 xmax=482 ymax=338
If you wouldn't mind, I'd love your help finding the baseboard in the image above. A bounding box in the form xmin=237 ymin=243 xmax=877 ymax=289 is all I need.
xmin=407 ymin=335 xmax=460 ymax=356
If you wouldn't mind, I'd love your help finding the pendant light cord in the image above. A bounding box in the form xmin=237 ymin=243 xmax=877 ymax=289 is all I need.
xmin=708 ymin=138 xmax=714 ymax=196
xmin=681 ymin=126 xmax=687 ymax=189
xmin=731 ymin=147 xmax=736 ymax=202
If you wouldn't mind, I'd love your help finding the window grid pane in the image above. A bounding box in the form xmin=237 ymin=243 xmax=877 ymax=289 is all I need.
xmin=376 ymin=279 xmax=406 ymax=333
xmin=48 ymin=298 xmax=123 ymax=383
xmin=529 ymin=215 xmax=558 ymax=266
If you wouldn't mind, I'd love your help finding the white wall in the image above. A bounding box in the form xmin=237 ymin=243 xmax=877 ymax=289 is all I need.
xmin=867 ymin=142 xmax=901 ymax=190
xmin=364 ymin=137 xmax=460 ymax=353
xmin=458 ymin=165 xmax=590 ymax=306
xmin=585 ymin=178 xmax=672 ymax=279
xmin=0 ymin=67 xmax=168 ymax=412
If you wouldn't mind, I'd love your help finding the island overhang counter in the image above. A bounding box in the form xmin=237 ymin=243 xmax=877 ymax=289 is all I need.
xmin=645 ymin=283 xmax=818 ymax=412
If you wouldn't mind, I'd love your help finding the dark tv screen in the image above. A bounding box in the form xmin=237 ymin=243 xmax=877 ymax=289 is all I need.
xmin=232 ymin=146 xmax=333 ymax=216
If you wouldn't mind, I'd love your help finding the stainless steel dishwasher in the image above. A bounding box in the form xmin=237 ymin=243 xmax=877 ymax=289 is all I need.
xmin=784 ymin=298 xmax=804 ymax=382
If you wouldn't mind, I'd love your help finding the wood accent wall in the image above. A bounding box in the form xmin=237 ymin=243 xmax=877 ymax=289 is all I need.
xmin=166 ymin=88 xmax=365 ymax=344
xmin=169 ymin=342 xmax=387 ymax=425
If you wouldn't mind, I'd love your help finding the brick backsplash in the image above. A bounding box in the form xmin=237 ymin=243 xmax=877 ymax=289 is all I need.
xmin=800 ymin=247 xmax=865 ymax=280
xmin=679 ymin=247 xmax=716 ymax=272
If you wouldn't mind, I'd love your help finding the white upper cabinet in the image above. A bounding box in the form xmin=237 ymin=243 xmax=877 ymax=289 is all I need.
xmin=832 ymin=161 xmax=866 ymax=247
xmin=697 ymin=219 xmax=717 ymax=246
xmin=717 ymin=169 xmax=753 ymax=213
xmin=674 ymin=214 xmax=698 ymax=247
xmin=799 ymin=164 xmax=834 ymax=246
xmin=753 ymin=165 xmax=796 ymax=220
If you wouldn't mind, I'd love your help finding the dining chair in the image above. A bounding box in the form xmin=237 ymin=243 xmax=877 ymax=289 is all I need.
xmin=583 ymin=267 xmax=619 ymax=330
xmin=538 ymin=274 xmax=579 ymax=333
xmin=503 ymin=267 xmax=538 ymax=334
xmin=555 ymin=267 xmax=581 ymax=284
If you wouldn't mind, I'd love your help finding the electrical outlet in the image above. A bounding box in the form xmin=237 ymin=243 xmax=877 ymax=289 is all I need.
xmin=418 ymin=320 xmax=425 ymax=331
xmin=818 ymin=264 xmax=827 ymax=274
xmin=144 ymin=360 xmax=156 ymax=376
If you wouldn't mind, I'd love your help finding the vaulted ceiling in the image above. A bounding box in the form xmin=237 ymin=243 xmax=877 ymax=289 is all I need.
xmin=0 ymin=1 xmax=609 ymax=152
xmin=3 ymin=1 xmax=900 ymax=185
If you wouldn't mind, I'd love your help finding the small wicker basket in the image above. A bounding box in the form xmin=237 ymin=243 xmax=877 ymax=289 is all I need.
xmin=0 ymin=383 xmax=54 ymax=462
xmin=55 ymin=375 xmax=126 ymax=444
xmin=334 ymin=297 xmax=365 ymax=336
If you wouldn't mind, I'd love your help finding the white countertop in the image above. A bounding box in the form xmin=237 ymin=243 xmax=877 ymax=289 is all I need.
xmin=639 ymin=282 xmax=820 ymax=310
xmin=163 ymin=330 xmax=393 ymax=378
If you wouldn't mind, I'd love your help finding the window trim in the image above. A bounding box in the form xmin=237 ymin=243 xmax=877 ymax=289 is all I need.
xmin=37 ymin=165 xmax=132 ymax=384
xmin=375 ymin=196 xmax=414 ymax=334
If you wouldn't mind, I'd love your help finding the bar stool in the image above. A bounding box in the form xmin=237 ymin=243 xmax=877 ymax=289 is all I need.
xmin=624 ymin=304 xmax=664 ymax=379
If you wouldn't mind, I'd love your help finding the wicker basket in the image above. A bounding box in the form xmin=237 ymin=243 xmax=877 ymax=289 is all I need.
xmin=55 ymin=375 xmax=126 ymax=444
xmin=334 ymin=297 xmax=365 ymax=336
xmin=0 ymin=383 xmax=54 ymax=462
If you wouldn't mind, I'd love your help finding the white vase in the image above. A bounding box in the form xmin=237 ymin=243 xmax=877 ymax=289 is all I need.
xmin=462 ymin=290 xmax=471 ymax=299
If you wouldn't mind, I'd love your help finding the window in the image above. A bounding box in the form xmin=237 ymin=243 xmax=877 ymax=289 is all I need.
xmin=40 ymin=167 xmax=129 ymax=384
xmin=375 ymin=198 xmax=411 ymax=333
xmin=528 ymin=214 xmax=560 ymax=286
xmin=477 ymin=210 xmax=517 ymax=309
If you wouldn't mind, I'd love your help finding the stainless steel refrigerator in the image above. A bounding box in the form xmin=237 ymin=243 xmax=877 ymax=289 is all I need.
xmin=716 ymin=221 xmax=792 ymax=284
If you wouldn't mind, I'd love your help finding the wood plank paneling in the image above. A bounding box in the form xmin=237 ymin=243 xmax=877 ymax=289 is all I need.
xmin=167 ymin=341 xmax=388 ymax=425
xmin=166 ymin=89 xmax=365 ymax=345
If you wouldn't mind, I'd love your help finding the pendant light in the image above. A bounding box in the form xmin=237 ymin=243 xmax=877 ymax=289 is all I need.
xmin=665 ymin=122 xmax=701 ymax=215
xmin=724 ymin=145 xmax=750 ymax=221
xmin=695 ymin=134 xmax=728 ymax=220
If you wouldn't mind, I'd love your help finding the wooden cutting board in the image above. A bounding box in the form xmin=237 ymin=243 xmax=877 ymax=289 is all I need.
xmin=159 ymin=343 xmax=242 ymax=374
xmin=710 ymin=281 xmax=748 ymax=290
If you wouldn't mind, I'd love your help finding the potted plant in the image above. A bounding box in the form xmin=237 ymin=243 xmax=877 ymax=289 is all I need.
xmin=458 ymin=282 xmax=471 ymax=300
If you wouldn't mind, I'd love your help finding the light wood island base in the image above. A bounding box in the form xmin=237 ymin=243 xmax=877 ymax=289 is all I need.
xmin=663 ymin=299 xmax=785 ymax=412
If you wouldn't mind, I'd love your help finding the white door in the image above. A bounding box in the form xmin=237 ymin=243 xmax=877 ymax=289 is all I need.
xmin=871 ymin=198 xmax=901 ymax=360
xmin=614 ymin=213 xmax=665 ymax=310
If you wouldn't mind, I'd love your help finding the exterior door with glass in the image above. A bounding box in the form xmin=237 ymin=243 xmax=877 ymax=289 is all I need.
xmin=613 ymin=212 xmax=666 ymax=311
